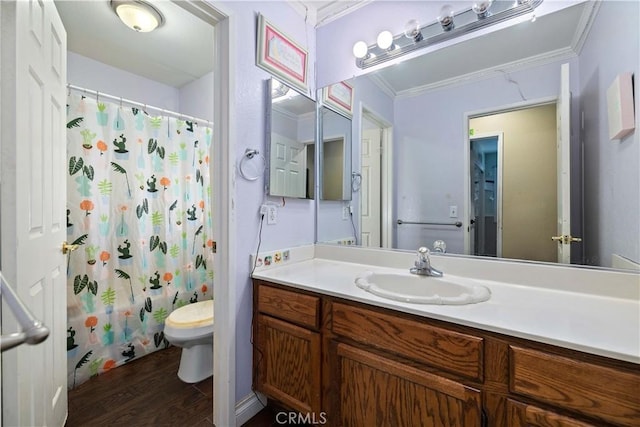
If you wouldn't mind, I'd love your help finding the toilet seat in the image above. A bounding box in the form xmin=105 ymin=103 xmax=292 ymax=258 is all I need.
xmin=166 ymin=299 xmax=214 ymax=329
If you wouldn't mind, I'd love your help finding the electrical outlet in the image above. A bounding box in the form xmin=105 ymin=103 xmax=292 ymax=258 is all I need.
xmin=342 ymin=205 xmax=350 ymax=220
xmin=259 ymin=204 xmax=268 ymax=216
xmin=449 ymin=205 xmax=458 ymax=218
xmin=267 ymin=205 xmax=277 ymax=225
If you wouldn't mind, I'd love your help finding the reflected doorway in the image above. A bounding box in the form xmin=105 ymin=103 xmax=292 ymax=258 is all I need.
xmin=466 ymin=102 xmax=559 ymax=263
xmin=360 ymin=110 xmax=392 ymax=248
xmin=470 ymin=134 xmax=502 ymax=257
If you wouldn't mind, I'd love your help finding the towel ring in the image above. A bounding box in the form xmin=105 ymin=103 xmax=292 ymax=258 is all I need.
xmin=238 ymin=148 xmax=266 ymax=181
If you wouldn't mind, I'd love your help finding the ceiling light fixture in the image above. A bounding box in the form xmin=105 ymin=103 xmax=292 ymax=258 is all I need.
xmin=111 ymin=0 xmax=165 ymax=33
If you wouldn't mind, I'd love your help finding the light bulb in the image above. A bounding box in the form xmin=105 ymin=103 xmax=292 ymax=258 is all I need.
xmin=472 ymin=0 xmax=493 ymax=19
xmin=403 ymin=20 xmax=423 ymax=42
xmin=352 ymin=41 xmax=369 ymax=59
xmin=438 ymin=5 xmax=455 ymax=31
xmin=376 ymin=30 xmax=394 ymax=50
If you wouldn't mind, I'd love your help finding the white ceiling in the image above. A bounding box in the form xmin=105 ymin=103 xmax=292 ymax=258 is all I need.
xmin=55 ymin=1 xmax=592 ymax=94
xmin=55 ymin=0 xmax=214 ymax=88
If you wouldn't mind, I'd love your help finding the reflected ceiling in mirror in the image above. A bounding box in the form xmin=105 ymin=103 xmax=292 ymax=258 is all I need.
xmin=266 ymin=78 xmax=316 ymax=199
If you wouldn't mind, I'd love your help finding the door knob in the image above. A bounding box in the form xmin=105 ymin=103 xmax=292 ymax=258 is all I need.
xmin=62 ymin=241 xmax=79 ymax=254
xmin=551 ymin=235 xmax=582 ymax=244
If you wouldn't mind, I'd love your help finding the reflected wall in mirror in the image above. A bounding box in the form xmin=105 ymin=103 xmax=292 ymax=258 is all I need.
xmin=316 ymin=1 xmax=639 ymax=270
xmin=320 ymin=106 xmax=352 ymax=201
xmin=266 ymin=78 xmax=316 ymax=199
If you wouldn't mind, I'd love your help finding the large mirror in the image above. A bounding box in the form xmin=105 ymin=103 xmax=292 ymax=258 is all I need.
xmin=266 ymin=78 xmax=316 ymax=199
xmin=317 ymin=1 xmax=640 ymax=271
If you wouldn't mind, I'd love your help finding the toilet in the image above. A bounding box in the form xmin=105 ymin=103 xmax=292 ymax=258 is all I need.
xmin=164 ymin=299 xmax=214 ymax=383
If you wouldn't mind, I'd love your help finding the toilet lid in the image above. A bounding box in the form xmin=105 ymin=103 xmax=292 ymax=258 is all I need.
xmin=166 ymin=299 xmax=214 ymax=328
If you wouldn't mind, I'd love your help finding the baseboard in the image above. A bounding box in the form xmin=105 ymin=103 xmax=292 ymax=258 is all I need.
xmin=235 ymin=392 xmax=267 ymax=426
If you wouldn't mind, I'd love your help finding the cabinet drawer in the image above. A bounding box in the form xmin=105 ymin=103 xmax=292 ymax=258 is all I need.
xmin=509 ymin=346 xmax=640 ymax=426
xmin=257 ymin=284 xmax=320 ymax=329
xmin=332 ymin=302 xmax=484 ymax=381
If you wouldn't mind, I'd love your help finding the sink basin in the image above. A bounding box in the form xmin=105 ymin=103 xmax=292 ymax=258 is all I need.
xmin=355 ymin=271 xmax=491 ymax=305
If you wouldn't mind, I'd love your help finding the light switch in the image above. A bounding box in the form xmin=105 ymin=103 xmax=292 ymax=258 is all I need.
xmin=449 ymin=205 xmax=458 ymax=218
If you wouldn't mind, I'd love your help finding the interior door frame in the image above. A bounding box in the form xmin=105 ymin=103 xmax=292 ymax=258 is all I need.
xmin=463 ymin=96 xmax=557 ymax=256
xmin=469 ymin=132 xmax=504 ymax=257
xmin=360 ymin=106 xmax=393 ymax=248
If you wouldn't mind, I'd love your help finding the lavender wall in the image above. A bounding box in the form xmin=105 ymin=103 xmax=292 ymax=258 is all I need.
xmin=218 ymin=1 xmax=317 ymax=402
xmin=579 ymin=0 xmax=639 ymax=266
xmin=179 ymin=72 xmax=215 ymax=122
xmin=68 ymin=52 xmax=180 ymax=111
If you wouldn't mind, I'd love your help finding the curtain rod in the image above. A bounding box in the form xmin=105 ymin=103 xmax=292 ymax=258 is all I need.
xmin=67 ymin=84 xmax=213 ymax=127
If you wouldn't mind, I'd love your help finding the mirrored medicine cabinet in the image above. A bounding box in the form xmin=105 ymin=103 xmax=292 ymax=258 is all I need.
xmin=265 ymin=77 xmax=352 ymax=202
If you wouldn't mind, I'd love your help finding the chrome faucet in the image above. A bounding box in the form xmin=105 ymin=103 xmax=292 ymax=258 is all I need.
xmin=410 ymin=247 xmax=443 ymax=277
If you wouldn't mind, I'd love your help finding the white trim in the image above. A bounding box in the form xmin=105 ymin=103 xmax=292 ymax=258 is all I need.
xmin=463 ymin=96 xmax=557 ymax=256
xmin=381 ymin=125 xmax=393 ymax=249
xmin=235 ymin=392 xmax=267 ymax=426
xmin=288 ymin=0 xmax=374 ymax=27
xmin=190 ymin=1 xmax=236 ymax=426
xmin=360 ymin=106 xmax=393 ymax=249
xmin=571 ymin=0 xmax=599 ymax=56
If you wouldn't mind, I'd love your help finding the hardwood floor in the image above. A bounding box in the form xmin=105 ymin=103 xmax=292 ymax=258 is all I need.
xmin=66 ymin=346 xmax=213 ymax=426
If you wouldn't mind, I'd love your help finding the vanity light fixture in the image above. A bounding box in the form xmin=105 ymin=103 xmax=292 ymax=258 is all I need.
xmin=111 ymin=0 xmax=165 ymax=33
xmin=353 ymin=0 xmax=543 ymax=69
xmin=472 ymin=0 xmax=494 ymax=19
xmin=437 ymin=5 xmax=455 ymax=31
xmin=403 ymin=19 xmax=423 ymax=42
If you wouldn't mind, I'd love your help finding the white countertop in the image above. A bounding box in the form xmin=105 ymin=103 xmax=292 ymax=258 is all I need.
xmin=252 ymin=245 xmax=640 ymax=364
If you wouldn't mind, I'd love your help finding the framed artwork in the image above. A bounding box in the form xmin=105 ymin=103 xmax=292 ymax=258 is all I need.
xmin=323 ymin=81 xmax=354 ymax=118
xmin=256 ymin=14 xmax=308 ymax=92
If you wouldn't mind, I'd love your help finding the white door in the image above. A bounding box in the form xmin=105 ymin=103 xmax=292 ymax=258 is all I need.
xmin=361 ymin=127 xmax=382 ymax=247
xmin=270 ymin=133 xmax=306 ymax=198
xmin=555 ymin=63 xmax=573 ymax=263
xmin=1 ymin=1 xmax=68 ymax=425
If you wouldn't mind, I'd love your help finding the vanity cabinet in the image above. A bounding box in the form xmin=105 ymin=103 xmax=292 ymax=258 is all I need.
xmin=333 ymin=343 xmax=482 ymax=426
xmin=253 ymin=281 xmax=322 ymax=414
xmin=252 ymin=280 xmax=640 ymax=426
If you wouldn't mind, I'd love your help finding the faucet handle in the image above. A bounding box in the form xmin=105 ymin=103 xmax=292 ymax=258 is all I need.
xmin=418 ymin=246 xmax=429 ymax=255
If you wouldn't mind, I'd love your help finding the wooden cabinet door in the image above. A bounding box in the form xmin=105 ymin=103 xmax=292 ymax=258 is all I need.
xmin=508 ymin=399 xmax=598 ymax=427
xmin=255 ymin=314 xmax=321 ymax=414
xmin=335 ymin=343 xmax=482 ymax=427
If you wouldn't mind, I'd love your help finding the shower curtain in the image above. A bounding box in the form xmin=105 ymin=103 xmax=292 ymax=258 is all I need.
xmin=66 ymin=93 xmax=214 ymax=389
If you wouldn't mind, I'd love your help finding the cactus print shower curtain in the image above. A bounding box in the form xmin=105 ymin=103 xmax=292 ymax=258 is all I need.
xmin=66 ymin=93 xmax=214 ymax=389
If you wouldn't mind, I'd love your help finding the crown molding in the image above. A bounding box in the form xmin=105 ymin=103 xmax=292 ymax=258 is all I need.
xmin=572 ymin=0 xmax=599 ymax=56
xmin=289 ymin=1 xmax=373 ymax=27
